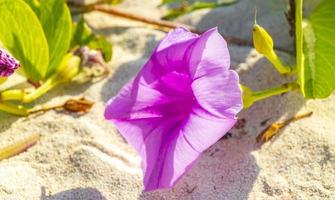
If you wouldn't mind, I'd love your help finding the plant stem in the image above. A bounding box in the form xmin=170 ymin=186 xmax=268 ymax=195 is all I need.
xmin=266 ymin=51 xmax=291 ymax=74
xmin=0 ymin=89 xmax=25 ymax=101
xmin=286 ymin=0 xmax=296 ymax=38
xmin=0 ymin=54 xmax=80 ymax=105
xmin=296 ymin=0 xmax=304 ymax=90
xmin=0 ymin=78 xmax=58 ymax=103
xmin=0 ymin=102 xmax=29 ymax=116
xmin=252 ymin=82 xmax=298 ymax=102
xmin=23 ymin=77 xmax=58 ymax=103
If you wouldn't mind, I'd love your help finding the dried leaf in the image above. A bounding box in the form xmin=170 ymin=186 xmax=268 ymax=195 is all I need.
xmin=257 ymin=112 xmax=313 ymax=143
xmin=63 ymin=97 xmax=94 ymax=113
xmin=30 ymin=97 xmax=94 ymax=115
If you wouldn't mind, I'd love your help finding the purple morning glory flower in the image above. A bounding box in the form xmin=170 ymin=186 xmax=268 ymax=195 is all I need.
xmin=0 ymin=48 xmax=20 ymax=77
xmin=104 ymin=27 xmax=242 ymax=191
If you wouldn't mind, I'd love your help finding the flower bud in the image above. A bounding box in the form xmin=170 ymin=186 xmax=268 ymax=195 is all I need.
xmin=0 ymin=48 xmax=20 ymax=77
xmin=253 ymin=24 xmax=274 ymax=55
xmin=253 ymin=24 xmax=290 ymax=74
xmin=54 ymin=53 xmax=81 ymax=83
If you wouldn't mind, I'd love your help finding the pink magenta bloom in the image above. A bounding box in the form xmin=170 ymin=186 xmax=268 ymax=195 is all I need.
xmin=104 ymin=27 xmax=242 ymax=191
xmin=0 ymin=48 xmax=20 ymax=77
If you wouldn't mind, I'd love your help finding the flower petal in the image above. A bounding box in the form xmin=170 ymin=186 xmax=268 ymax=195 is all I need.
xmin=104 ymin=77 xmax=165 ymax=120
xmin=132 ymin=104 xmax=236 ymax=191
xmin=156 ymin=27 xmax=198 ymax=52
xmin=146 ymin=28 xmax=199 ymax=78
xmin=192 ymin=70 xmax=243 ymax=118
xmin=104 ymin=70 xmax=193 ymax=120
xmin=104 ymin=27 xmax=243 ymax=192
xmin=188 ymin=27 xmax=230 ymax=79
xmin=108 ymin=103 xmax=236 ymax=191
xmin=182 ymin=105 xmax=236 ymax=152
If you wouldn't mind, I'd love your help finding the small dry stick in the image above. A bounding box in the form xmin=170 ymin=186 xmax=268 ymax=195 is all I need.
xmin=0 ymin=133 xmax=40 ymax=161
xmin=30 ymin=97 xmax=94 ymax=115
xmin=92 ymin=4 xmax=197 ymax=32
xmin=257 ymin=112 xmax=313 ymax=143
xmin=85 ymin=4 xmax=253 ymax=47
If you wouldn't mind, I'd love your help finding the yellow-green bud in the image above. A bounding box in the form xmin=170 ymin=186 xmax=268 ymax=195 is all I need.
xmin=54 ymin=53 xmax=81 ymax=84
xmin=253 ymin=24 xmax=274 ymax=55
xmin=252 ymin=24 xmax=291 ymax=74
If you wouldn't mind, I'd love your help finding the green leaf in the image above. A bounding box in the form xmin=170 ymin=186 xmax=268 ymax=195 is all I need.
xmin=88 ymin=36 xmax=113 ymax=62
xmin=71 ymin=17 xmax=94 ymax=48
xmin=25 ymin=0 xmax=72 ymax=78
xmin=301 ymin=0 xmax=335 ymax=98
xmin=23 ymin=0 xmax=40 ymax=15
xmin=71 ymin=17 xmax=112 ymax=62
xmin=0 ymin=0 xmax=49 ymax=81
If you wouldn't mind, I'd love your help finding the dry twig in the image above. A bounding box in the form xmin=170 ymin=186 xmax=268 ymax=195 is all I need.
xmin=257 ymin=112 xmax=313 ymax=143
xmin=30 ymin=97 xmax=94 ymax=115
xmin=0 ymin=133 xmax=40 ymax=161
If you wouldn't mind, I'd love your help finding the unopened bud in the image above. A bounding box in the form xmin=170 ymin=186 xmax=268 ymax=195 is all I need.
xmin=0 ymin=48 xmax=20 ymax=77
xmin=252 ymin=24 xmax=290 ymax=74
xmin=253 ymin=24 xmax=274 ymax=55
xmin=55 ymin=53 xmax=81 ymax=83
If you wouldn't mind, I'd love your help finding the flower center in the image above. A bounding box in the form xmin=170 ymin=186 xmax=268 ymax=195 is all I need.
xmin=155 ymin=71 xmax=195 ymax=116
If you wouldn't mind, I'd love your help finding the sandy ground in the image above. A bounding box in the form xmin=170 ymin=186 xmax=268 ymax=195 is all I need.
xmin=0 ymin=0 xmax=334 ymax=199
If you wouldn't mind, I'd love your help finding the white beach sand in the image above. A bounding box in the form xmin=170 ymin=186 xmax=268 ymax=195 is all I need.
xmin=0 ymin=0 xmax=334 ymax=199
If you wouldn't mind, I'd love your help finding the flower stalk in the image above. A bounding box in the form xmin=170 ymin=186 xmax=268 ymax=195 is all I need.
xmin=0 ymin=54 xmax=80 ymax=116
xmin=241 ymin=82 xmax=298 ymax=108
xmin=0 ymin=89 xmax=25 ymax=101
xmin=296 ymin=0 xmax=304 ymax=94
xmin=0 ymin=54 xmax=80 ymax=104
xmin=24 ymin=53 xmax=81 ymax=103
xmin=0 ymin=102 xmax=29 ymax=116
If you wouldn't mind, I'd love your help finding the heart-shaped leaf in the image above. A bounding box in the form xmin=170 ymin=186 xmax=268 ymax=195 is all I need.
xmin=0 ymin=0 xmax=49 ymax=81
xmin=25 ymin=0 xmax=72 ymax=78
xmin=301 ymin=0 xmax=335 ymax=98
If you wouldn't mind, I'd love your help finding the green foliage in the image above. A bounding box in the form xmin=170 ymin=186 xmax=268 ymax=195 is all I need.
xmin=26 ymin=0 xmax=73 ymax=78
xmin=0 ymin=0 xmax=49 ymax=81
xmin=161 ymin=0 xmax=179 ymax=4
xmin=162 ymin=0 xmax=238 ymax=19
xmin=71 ymin=17 xmax=112 ymax=62
xmin=88 ymin=36 xmax=113 ymax=62
xmin=0 ymin=0 xmax=72 ymax=81
xmin=301 ymin=0 xmax=335 ymax=98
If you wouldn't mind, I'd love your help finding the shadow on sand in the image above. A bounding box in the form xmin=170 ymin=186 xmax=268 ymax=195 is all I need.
xmin=40 ymin=187 xmax=107 ymax=200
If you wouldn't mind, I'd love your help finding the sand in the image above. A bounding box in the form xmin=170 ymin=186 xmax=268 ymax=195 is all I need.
xmin=0 ymin=0 xmax=334 ymax=199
